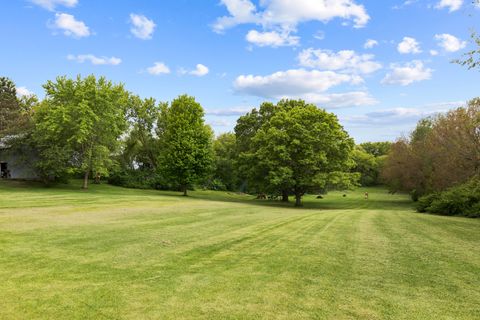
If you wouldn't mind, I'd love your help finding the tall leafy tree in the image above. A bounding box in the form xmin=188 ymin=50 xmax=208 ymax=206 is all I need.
xmin=121 ymin=95 xmax=162 ymax=170
xmin=33 ymin=75 xmax=129 ymax=188
xmin=250 ymin=100 xmax=355 ymax=206
xmin=234 ymin=102 xmax=291 ymax=200
xmin=159 ymin=95 xmax=214 ymax=196
xmin=0 ymin=77 xmax=20 ymax=137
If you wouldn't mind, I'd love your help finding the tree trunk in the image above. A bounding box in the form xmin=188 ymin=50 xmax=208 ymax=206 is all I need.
xmin=183 ymin=185 xmax=188 ymax=196
xmin=82 ymin=170 xmax=89 ymax=189
xmin=282 ymin=190 xmax=289 ymax=202
xmin=295 ymin=192 xmax=302 ymax=207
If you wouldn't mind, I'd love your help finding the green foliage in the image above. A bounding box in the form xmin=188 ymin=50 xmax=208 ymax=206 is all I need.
xmin=158 ymin=95 xmax=214 ymax=195
xmin=0 ymin=77 xmax=34 ymax=137
xmin=248 ymin=99 xmax=355 ymax=206
xmin=212 ymin=132 xmax=238 ymax=191
xmin=121 ymin=95 xmax=162 ymax=170
xmin=417 ymin=177 xmax=480 ymax=217
xmin=32 ymin=75 xmax=129 ymax=188
xmin=351 ymin=146 xmax=380 ymax=186
xmin=359 ymin=141 xmax=392 ymax=157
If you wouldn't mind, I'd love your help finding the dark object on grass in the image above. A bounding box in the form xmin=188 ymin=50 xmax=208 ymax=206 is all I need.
xmin=343 ymin=194 xmax=347 ymax=197
xmin=256 ymin=193 xmax=267 ymax=200
xmin=317 ymin=195 xmax=323 ymax=199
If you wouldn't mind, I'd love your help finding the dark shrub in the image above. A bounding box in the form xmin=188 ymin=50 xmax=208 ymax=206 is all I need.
xmin=417 ymin=177 xmax=480 ymax=217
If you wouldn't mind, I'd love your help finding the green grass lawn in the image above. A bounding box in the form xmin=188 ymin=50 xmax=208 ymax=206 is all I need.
xmin=0 ymin=181 xmax=479 ymax=319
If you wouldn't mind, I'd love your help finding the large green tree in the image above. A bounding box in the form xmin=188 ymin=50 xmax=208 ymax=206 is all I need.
xmin=33 ymin=75 xmax=129 ymax=188
xmin=250 ymin=100 xmax=355 ymax=206
xmin=159 ymin=95 xmax=214 ymax=196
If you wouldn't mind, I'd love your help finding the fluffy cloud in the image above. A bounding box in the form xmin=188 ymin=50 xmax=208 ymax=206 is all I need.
xmin=190 ymin=64 xmax=210 ymax=77
xmin=364 ymin=39 xmax=378 ymax=49
xmin=147 ymin=62 xmax=170 ymax=75
xmin=292 ymin=91 xmax=377 ymax=108
xmin=397 ymin=37 xmax=421 ymax=54
xmin=382 ymin=60 xmax=433 ymax=86
xmin=298 ymin=48 xmax=382 ymax=74
xmin=342 ymin=101 xmax=464 ymax=126
xmin=234 ymin=69 xmax=362 ymax=98
xmin=435 ymin=0 xmax=463 ymax=12
xmin=67 ymin=54 xmax=121 ymax=65
xmin=246 ymin=30 xmax=299 ymax=47
xmin=16 ymin=86 xmax=34 ymax=97
xmin=213 ymin=0 xmax=370 ymax=46
xmin=206 ymin=107 xmax=252 ymax=116
xmin=30 ymin=0 xmax=77 ymax=11
xmin=53 ymin=13 xmax=90 ymax=38
xmin=214 ymin=0 xmax=370 ymax=31
xmin=233 ymin=69 xmax=373 ymax=108
xmin=129 ymin=14 xmax=156 ymax=40
xmin=435 ymin=33 xmax=466 ymax=52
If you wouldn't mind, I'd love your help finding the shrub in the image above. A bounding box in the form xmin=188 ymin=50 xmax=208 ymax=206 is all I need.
xmin=417 ymin=177 xmax=480 ymax=217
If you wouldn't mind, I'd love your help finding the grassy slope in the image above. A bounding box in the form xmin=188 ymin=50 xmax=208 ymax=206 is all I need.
xmin=0 ymin=181 xmax=479 ymax=319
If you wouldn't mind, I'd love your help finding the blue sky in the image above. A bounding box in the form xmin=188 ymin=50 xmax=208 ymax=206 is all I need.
xmin=1 ymin=0 xmax=479 ymax=142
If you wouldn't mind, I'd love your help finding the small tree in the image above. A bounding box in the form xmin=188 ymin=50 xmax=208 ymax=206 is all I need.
xmin=33 ymin=75 xmax=129 ymax=188
xmin=159 ymin=95 xmax=214 ymax=196
xmin=213 ymin=133 xmax=238 ymax=190
xmin=0 ymin=77 xmax=20 ymax=137
xmin=251 ymin=100 xmax=355 ymax=206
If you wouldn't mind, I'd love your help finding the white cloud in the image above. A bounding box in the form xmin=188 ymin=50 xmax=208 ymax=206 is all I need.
xmin=430 ymin=49 xmax=439 ymax=56
xmin=343 ymin=101 xmax=464 ymax=126
xmin=67 ymin=54 xmax=121 ymax=65
xmin=234 ymin=69 xmax=363 ymax=102
xmin=298 ymin=48 xmax=382 ymax=74
xmin=147 ymin=62 xmax=170 ymax=75
xmin=30 ymin=0 xmax=77 ymax=11
xmin=364 ymin=39 xmax=378 ymax=49
xmin=190 ymin=64 xmax=210 ymax=77
xmin=53 ymin=13 xmax=90 ymax=38
xmin=206 ymin=107 xmax=252 ymax=116
xmin=435 ymin=33 xmax=466 ymax=52
xmin=292 ymin=91 xmax=377 ymax=108
xmin=16 ymin=86 xmax=34 ymax=97
xmin=382 ymin=60 xmax=433 ymax=86
xmin=246 ymin=29 xmax=299 ymax=47
xmin=213 ymin=0 xmax=370 ymax=44
xmin=435 ymin=0 xmax=463 ymax=12
xmin=397 ymin=37 xmax=422 ymax=54
xmin=129 ymin=14 xmax=156 ymax=40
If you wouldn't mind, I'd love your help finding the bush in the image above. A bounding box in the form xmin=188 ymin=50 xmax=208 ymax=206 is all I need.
xmin=417 ymin=177 xmax=480 ymax=217
xmin=108 ymin=169 xmax=164 ymax=190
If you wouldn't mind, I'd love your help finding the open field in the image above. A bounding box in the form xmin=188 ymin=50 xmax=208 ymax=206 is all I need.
xmin=0 ymin=181 xmax=479 ymax=319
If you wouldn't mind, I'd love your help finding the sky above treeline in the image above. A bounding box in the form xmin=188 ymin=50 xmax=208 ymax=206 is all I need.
xmin=1 ymin=0 xmax=480 ymax=142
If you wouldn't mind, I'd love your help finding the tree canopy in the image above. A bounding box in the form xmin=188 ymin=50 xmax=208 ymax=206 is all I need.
xmin=159 ymin=95 xmax=214 ymax=196
xmin=32 ymin=75 xmax=129 ymax=188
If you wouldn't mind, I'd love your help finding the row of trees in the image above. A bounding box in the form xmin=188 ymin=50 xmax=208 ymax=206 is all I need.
xmin=381 ymin=99 xmax=479 ymax=216
xmin=1 ymin=75 xmax=389 ymax=206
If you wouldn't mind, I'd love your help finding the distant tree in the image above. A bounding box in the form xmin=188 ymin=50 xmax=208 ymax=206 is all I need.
xmin=250 ymin=100 xmax=355 ymax=206
xmin=382 ymin=99 xmax=480 ymax=198
xmin=0 ymin=77 xmax=20 ymax=137
xmin=159 ymin=95 xmax=214 ymax=196
xmin=359 ymin=141 xmax=392 ymax=157
xmin=212 ymin=133 xmax=238 ymax=191
xmin=351 ymin=146 xmax=380 ymax=186
xmin=33 ymin=75 xmax=129 ymax=188
xmin=121 ymin=95 xmax=162 ymax=170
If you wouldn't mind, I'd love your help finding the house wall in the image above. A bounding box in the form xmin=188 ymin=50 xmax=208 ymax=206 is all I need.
xmin=0 ymin=149 xmax=38 ymax=180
